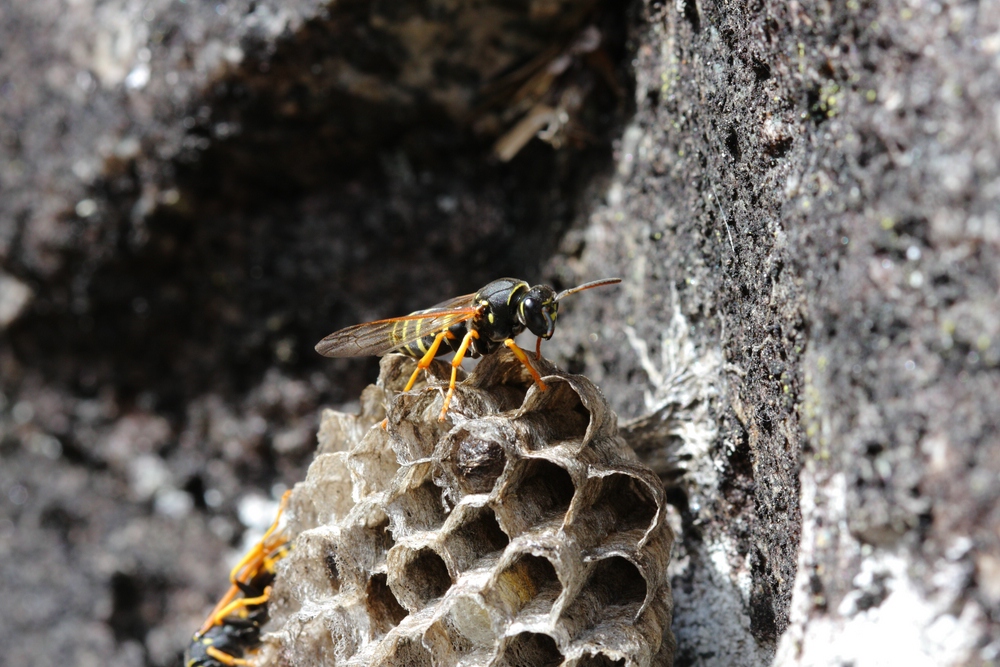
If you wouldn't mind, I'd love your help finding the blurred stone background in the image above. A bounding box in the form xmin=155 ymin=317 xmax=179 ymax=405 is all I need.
xmin=1 ymin=1 xmax=997 ymax=666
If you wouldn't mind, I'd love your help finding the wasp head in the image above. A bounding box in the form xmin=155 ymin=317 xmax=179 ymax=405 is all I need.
xmin=518 ymin=285 xmax=559 ymax=339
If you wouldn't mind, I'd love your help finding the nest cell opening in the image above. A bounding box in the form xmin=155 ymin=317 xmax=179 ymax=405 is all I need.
xmin=365 ymin=573 xmax=409 ymax=634
xmin=497 ymin=632 xmax=564 ymax=667
xmin=387 ymin=478 xmax=449 ymax=535
xmin=439 ymin=595 xmax=499 ymax=656
xmin=388 ymin=388 xmax=455 ymax=461
xmin=444 ymin=504 xmax=511 ymax=572
xmin=583 ymin=556 xmax=647 ymax=608
xmin=573 ymin=472 xmax=658 ymax=545
xmin=559 ymin=556 xmax=648 ymax=641
xmin=517 ymin=381 xmax=593 ymax=447
xmin=339 ymin=514 xmax=396 ymax=587
xmin=392 ymin=546 xmax=453 ymax=610
xmin=491 ymin=553 xmax=562 ymax=618
xmin=441 ymin=424 xmax=510 ymax=496
xmin=500 ymin=458 xmax=576 ymax=536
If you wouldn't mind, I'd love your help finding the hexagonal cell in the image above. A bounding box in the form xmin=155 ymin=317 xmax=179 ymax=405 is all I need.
xmin=464 ymin=346 xmax=537 ymax=399
xmin=423 ymin=598 xmax=499 ymax=665
xmin=496 ymin=458 xmax=576 ymax=537
xmin=486 ymin=552 xmax=562 ymax=620
xmin=316 ymin=385 xmax=386 ymax=456
xmin=442 ymin=503 xmax=510 ymax=573
xmin=496 ymin=632 xmax=564 ymax=667
xmin=385 ymin=466 xmax=449 ymax=536
xmin=387 ymin=545 xmax=453 ymax=611
xmin=560 ymin=556 xmax=648 ymax=646
xmin=348 ymin=424 xmax=400 ymax=500
xmin=515 ymin=380 xmax=593 ymax=448
xmin=366 ymin=573 xmax=408 ymax=635
xmin=333 ymin=508 xmax=395 ymax=595
xmin=387 ymin=380 xmax=456 ymax=461
xmin=275 ymin=527 xmax=341 ymax=607
xmin=438 ymin=420 xmax=512 ymax=496
xmin=294 ymin=452 xmax=355 ymax=528
xmin=569 ymin=472 xmax=659 ymax=548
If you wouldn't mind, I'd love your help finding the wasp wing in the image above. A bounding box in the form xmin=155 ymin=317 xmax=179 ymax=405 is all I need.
xmin=315 ymin=294 xmax=477 ymax=358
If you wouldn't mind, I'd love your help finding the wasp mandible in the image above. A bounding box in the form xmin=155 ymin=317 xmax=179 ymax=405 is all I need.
xmin=315 ymin=277 xmax=621 ymax=420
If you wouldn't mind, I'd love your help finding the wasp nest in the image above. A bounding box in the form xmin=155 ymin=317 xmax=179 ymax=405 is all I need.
xmin=259 ymin=348 xmax=675 ymax=667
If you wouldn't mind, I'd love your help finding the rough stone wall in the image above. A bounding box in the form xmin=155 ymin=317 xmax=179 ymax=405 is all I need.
xmin=545 ymin=1 xmax=1000 ymax=665
xmin=1 ymin=0 xmax=998 ymax=666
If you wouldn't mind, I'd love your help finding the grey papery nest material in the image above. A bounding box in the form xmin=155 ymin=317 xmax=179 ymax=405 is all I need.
xmin=258 ymin=348 xmax=675 ymax=667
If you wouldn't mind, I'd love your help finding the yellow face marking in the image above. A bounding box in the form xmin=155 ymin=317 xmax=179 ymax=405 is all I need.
xmin=488 ymin=312 xmax=494 ymax=323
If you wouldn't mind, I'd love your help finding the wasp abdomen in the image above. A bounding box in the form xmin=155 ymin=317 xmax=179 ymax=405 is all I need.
xmin=395 ymin=318 xmax=468 ymax=359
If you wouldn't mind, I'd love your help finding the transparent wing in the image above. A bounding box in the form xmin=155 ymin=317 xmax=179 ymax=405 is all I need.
xmin=315 ymin=294 xmax=477 ymax=358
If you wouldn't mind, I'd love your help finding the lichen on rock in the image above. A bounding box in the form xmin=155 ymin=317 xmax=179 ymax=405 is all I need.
xmin=258 ymin=348 xmax=675 ymax=666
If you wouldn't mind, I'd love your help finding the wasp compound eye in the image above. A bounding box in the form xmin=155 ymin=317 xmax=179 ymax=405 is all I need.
xmin=519 ymin=286 xmax=558 ymax=338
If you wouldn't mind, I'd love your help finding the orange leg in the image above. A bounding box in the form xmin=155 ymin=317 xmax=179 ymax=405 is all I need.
xmin=226 ymin=490 xmax=291 ymax=585
xmin=438 ymin=329 xmax=479 ymax=421
xmin=197 ymin=491 xmax=291 ymax=636
xmin=505 ymin=339 xmax=548 ymax=391
xmin=205 ymin=645 xmax=253 ymax=666
xmin=535 ymin=336 xmax=543 ymax=360
xmin=403 ymin=330 xmax=453 ymax=392
xmin=208 ymin=587 xmax=272 ymax=628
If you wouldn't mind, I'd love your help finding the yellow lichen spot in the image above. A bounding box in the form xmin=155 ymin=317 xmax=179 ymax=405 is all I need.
xmin=880 ymin=216 xmax=895 ymax=230
xmin=977 ymin=335 xmax=991 ymax=351
xmin=817 ymin=355 xmax=828 ymax=371
xmin=865 ymin=89 xmax=877 ymax=102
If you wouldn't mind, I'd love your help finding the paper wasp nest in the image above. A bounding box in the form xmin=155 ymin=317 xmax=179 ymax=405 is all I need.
xmin=259 ymin=349 xmax=675 ymax=667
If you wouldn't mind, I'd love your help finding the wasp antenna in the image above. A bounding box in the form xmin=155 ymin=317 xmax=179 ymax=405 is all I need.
xmin=555 ymin=277 xmax=622 ymax=301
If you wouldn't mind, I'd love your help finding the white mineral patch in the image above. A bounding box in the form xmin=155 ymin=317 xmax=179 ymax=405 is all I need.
xmin=776 ymin=467 xmax=988 ymax=667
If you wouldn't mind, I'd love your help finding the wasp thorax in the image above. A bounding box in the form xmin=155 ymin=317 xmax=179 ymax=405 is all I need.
xmin=257 ymin=349 xmax=675 ymax=667
xmin=519 ymin=285 xmax=559 ymax=339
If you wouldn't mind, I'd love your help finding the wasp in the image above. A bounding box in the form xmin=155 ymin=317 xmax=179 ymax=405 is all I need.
xmin=186 ymin=492 xmax=292 ymax=667
xmin=315 ymin=277 xmax=621 ymax=420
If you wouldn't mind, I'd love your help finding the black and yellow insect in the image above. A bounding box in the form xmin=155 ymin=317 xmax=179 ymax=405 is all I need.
xmin=186 ymin=492 xmax=291 ymax=667
xmin=315 ymin=277 xmax=621 ymax=419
